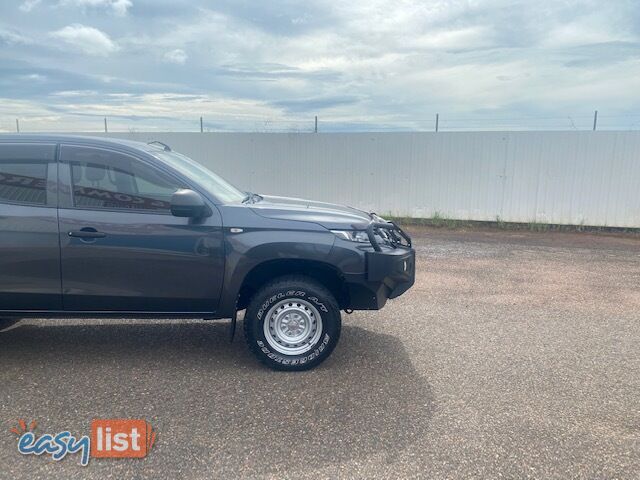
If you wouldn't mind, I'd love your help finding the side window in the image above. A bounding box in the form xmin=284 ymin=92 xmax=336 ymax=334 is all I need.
xmin=0 ymin=143 xmax=56 ymax=207
xmin=0 ymin=162 xmax=48 ymax=206
xmin=61 ymin=145 xmax=183 ymax=213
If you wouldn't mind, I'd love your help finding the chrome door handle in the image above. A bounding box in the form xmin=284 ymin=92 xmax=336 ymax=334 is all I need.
xmin=68 ymin=228 xmax=106 ymax=239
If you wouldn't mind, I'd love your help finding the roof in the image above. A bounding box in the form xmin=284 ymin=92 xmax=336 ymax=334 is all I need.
xmin=0 ymin=134 xmax=164 ymax=154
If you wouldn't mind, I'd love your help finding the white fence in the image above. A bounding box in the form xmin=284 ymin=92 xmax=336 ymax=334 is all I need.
xmin=94 ymin=131 xmax=640 ymax=228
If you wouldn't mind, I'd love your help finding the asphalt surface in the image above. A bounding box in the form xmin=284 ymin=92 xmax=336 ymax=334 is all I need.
xmin=1 ymin=227 xmax=639 ymax=479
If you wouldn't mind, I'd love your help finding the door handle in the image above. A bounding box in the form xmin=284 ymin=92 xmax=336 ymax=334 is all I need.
xmin=68 ymin=228 xmax=106 ymax=239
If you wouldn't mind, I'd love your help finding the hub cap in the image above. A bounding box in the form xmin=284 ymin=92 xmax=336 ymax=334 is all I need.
xmin=263 ymin=298 xmax=323 ymax=355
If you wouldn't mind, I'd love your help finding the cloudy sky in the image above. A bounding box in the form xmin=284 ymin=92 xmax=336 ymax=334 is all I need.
xmin=1 ymin=0 xmax=639 ymax=132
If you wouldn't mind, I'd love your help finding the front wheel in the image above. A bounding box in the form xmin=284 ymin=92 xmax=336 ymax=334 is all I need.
xmin=244 ymin=276 xmax=341 ymax=371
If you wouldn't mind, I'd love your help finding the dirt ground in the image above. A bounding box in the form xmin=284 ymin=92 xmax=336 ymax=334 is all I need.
xmin=1 ymin=226 xmax=639 ymax=479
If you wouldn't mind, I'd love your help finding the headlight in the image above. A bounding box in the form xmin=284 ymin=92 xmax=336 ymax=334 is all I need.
xmin=331 ymin=230 xmax=370 ymax=243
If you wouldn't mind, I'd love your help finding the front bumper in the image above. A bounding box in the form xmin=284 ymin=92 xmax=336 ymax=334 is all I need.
xmin=344 ymin=246 xmax=416 ymax=310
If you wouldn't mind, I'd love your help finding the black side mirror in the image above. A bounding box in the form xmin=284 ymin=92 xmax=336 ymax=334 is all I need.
xmin=170 ymin=189 xmax=210 ymax=218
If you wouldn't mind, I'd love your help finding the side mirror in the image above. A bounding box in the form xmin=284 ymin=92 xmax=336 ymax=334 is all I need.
xmin=170 ymin=189 xmax=210 ymax=218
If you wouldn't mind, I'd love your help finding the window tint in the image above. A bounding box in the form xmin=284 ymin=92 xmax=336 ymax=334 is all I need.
xmin=63 ymin=146 xmax=183 ymax=213
xmin=0 ymin=161 xmax=49 ymax=206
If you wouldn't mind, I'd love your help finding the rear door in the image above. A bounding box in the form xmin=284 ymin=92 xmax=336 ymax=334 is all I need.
xmin=0 ymin=142 xmax=62 ymax=311
xmin=57 ymin=144 xmax=224 ymax=313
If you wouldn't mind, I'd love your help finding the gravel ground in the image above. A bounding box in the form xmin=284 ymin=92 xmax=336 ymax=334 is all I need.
xmin=0 ymin=226 xmax=639 ymax=479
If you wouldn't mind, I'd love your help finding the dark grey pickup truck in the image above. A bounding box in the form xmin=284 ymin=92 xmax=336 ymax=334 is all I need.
xmin=0 ymin=135 xmax=415 ymax=370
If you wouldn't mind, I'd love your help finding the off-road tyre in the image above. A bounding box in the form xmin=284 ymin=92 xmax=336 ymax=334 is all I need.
xmin=244 ymin=275 xmax=341 ymax=371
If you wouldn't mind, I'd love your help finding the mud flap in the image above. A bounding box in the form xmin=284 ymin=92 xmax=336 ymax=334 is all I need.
xmin=228 ymin=309 xmax=237 ymax=343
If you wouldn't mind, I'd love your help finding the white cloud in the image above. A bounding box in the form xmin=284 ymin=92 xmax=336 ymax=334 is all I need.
xmin=0 ymin=92 xmax=284 ymax=133
xmin=110 ymin=0 xmax=132 ymax=16
xmin=52 ymin=90 xmax=101 ymax=97
xmin=163 ymin=49 xmax=188 ymax=64
xmin=19 ymin=0 xmax=41 ymax=12
xmin=23 ymin=73 xmax=47 ymax=81
xmin=58 ymin=93 xmax=280 ymax=120
xmin=542 ymin=16 xmax=633 ymax=48
xmin=4 ymin=0 xmax=640 ymax=131
xmin=58 ymin=0 xmax=132 ymax=16
xmin=50 ymin=24 xmax=118 ymax=56
xmin=411 ymin=26 xmax=496 ymax=51
xmin=0 ymin=27 xmax=31 ymax=45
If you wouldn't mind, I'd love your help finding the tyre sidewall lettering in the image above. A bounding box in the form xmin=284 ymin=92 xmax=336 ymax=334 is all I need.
xmin=255 ymin=334 xmax=331 ymax=365
xmin=247 ymin=279 xmax=341 ymax=370
xmin=256 ymin=289 xmax=329 ymax=321
xmin=257 ymin=291 xmax=308 ymax=320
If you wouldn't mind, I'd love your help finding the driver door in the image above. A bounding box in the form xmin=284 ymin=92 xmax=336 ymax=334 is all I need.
xmin=57 ymin=144 xmax=224 ymax=313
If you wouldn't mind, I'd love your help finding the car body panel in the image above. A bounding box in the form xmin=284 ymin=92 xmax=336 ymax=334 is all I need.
xmin=0 ymin=142 xmax=61 ymax=311
xmin=55 ymin=142 xmax=225 ymax=312
xmin=0 ymin=204 xmax=62 ymax=310
xmin=250 ymin=194 xmax=372 ymax=230
xmin=215 ymin=204 xmax=337 ymax=317
xmin=0 ymin=134 xmax=415 ymax=319
xmin=57 ymin=207 xmax=225 ymax=312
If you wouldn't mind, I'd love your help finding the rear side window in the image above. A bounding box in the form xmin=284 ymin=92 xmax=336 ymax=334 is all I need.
xmin=0 ymin=162 xmax=48 ymax=206
xmin=0 ymin=143 xmax=56 ymax=206
xmin=61 ymin=145 xmax=183 ymax=213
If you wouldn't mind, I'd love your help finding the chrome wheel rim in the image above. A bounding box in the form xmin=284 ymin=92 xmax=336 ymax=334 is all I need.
xmin=263 ymin=298 xmax=323 ymax=355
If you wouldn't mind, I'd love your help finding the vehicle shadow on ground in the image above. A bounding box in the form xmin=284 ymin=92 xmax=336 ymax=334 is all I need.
xmin=0 ymin=320 xmax=434 ymax=477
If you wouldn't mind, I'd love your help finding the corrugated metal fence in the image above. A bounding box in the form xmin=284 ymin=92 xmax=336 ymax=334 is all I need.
xmin=96 ymin=131 xmax=640 ymax=228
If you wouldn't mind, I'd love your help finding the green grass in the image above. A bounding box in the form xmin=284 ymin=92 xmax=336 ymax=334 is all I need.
xmin=527 ymin=221 xmax=550 ymax=232
xmin=384 ymin=214 xmax=640 ymax=235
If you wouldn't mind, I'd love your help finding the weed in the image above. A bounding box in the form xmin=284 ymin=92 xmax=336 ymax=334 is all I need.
xmin=384 ymin=214 xmax=639 ymax=235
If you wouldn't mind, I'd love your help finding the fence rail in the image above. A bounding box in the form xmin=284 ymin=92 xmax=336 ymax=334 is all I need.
xmin=5 ymin=111 xmax=640 ymax=134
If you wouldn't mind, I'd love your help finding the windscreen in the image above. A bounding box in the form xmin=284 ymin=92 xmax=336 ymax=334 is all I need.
xmin=151 ymin=150 xmax=245 ymax=204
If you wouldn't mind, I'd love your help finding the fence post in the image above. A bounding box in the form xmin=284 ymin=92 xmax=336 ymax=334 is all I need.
xmin=200 ymin=116 xmax=204 ymax=133
xmin=16 ymin=118 xmax=20 ymax=133
xmin=592 ymin=110 xmax=598 ymax=131
xmin=435 ymin=113 xmax=439 ymax=132
xmin=104 ymin=117 xmax=108 ymax=133
xmin=314 ymin=115 xmax=318 ymax=133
